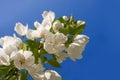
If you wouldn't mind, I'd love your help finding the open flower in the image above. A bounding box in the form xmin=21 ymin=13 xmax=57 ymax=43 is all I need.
xmin=44 ymin=70 xmax=62 ymax=80
xmin=0 ymin=48 xmax=10 ymax=65
xmin=34 ymin=11 xmax=55 ymax=32
xmin=31 ymin=70 xmax=62 ymax=80
xmin=56 ymin=52 xmax=68 ymax=63
xmin=26 ymin=64 xmax=44 ymax=80
xmin=42 ymin=11 xmax=55 ymax=31
xmin=67 ymin=35 xmax=89 ymax=61
xmin=26 ymin=29 xmax=40 ymax=40
xmin=0 ymin=35 xmax=22 ymax=48
xmin=0 ymin=10 xmax=89 ymax=80
xmin=12 ymin=50 xmax=34 ymax=69
xmin=44 ymin=32 xmax=67 ymax=54
xmin=0 ymin=35 xmax=21 ymax=58
xmin=14 ymin=22 xmax=28 ymax=36
xmin=34 ymin=21 xmax=52 ymax=39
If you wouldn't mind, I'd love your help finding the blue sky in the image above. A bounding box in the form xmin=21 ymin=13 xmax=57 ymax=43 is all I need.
xmin=0 ymin=0 xmax=120 ymax=80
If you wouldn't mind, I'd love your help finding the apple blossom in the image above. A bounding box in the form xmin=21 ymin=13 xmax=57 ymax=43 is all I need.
xmin=0 ymin=48 xmax=10 ymax=65
xmin=0 ymin=35 xmax=22 ymax=48
xmin=52 ymin=20 xmax=64 ymax=32
xmin=0 ymin=10 xmax=89 ymax=80
xmin=12 ymin=50 xmax=34 ymax=69
xmin=42 ymin=11 xmax=55 ymax=31
xmin=67 ymin=35 xmax=89 ymax=61
xmin=56 ymin=52 xmax=68 ymax=63
xmin=14 ymin=22 xmax=28 ymax=36
xmin=44 ymin=70 xmax=62 ymax=80
xmin=44 ymin=32 xmax=67 ymax=54
xmin=26 ymin=29 xmax=40 ymax=40
xmin=30 ymin=70 xmax=62 ymax=80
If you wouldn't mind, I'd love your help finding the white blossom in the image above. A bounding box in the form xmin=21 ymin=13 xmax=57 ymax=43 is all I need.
xmin=12 ymin=50 xmax=34 ymax=69
xmin=3 ymin=45 xmax=18 ymax=57
xmin=0 ymin=10 xmax=89 ymax=80
xmin=31 ymin=70 xmax=62 ymax=80
xmin=0 ymin=48 xmax=10 ymax=65
xmin=44 ymin=70 xmax=62 ymax=80
xmin=0 ymin=35 xmax=22 ymax=48
xmin=42 ymin=11 xmax=55 ymax=30
xmin=56 ymin=52 xmax=68 ymax=63
xmin=26 ymin=29 xmax=40 ymax=40
xmin=44 ymin=32 xmax=67 ymax=54
xmin=27 ymin=63 xmax=44 ymax=79
xmin=52 ymin=20 xmax=64 ymax=32
xmin=67 ymin=35 xmax=89 ymax=61
xmin=14 ymin=22 xmax=28 ymax=36
xmin=34 ymin=11 xmax=55 ymax=32
xmin=34 ymin=21 xmax=53 ymax=40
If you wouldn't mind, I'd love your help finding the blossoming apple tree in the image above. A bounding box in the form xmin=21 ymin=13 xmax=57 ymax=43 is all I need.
xmin=0 ymin=11 xmax=89 ymax=80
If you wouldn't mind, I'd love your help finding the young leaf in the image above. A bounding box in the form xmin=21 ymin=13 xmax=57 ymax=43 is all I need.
xmin=19 ymin=72 xmax=28 ymax=80
xmin=65 ymin=35 xmax=74 ymax=47
xmin=47 ymin=59 xmax=61 ymax=68
xmin=0 ymin=66 xmax=11 ymax=76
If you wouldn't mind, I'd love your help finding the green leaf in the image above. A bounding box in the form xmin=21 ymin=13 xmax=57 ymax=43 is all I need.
xmin=68 ymin=23 xmax=85 ymax=35
xmin=58 ymin=17 xmax=66 ymax=24
xmin=0 ymin=66 xmax=11 ymax=76
xmin=26 ymin=39 xmax=41 ymax=63
xmin=26 ymin=39 xmax=40 ymax=51
xmin=40 ymin=56 xmax=47 ymax=64
xmin=39 ymin=48 xmax=47 ymax=55
xmin=65 ymin=35 xmax=74 ymax=47
xmin=47 ymin=59 xmax=61 ymax=68
xmin=59 ymin=26 xmax=69 ymax=35
xmin=50 ymin=27 xmax=55 ymax=34
xmin=19 ymin=72 xmax=28 ymax=80
xmin=76 ymin=23 xmax=85 ymax=34
xmin=9 ymin=77 xmax=16 ymax=80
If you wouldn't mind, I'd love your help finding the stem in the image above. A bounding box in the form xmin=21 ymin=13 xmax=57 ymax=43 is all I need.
xmin=5 ymin=67 xmax=19 ymax=80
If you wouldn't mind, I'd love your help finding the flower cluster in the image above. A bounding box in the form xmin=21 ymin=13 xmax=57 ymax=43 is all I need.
xmin=0 ymin=11 xmax=89 ymax=80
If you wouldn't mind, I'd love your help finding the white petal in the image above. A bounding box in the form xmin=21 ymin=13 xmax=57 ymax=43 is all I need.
xmin=44 ymin=41 xmax=56 ymax=53
xmin=0 ymin=48 xmax=10 ymax=65
xmin=45 ymin=72 xmax=51 ymax=79
xmin=52 ymin=20 xmax=64 ymax=32
xmin=74 ymin=35 xmax=89 ymax=44
xmin=45 ymin=70 xmax=62 ymax=80
xmin=0 ymin=36 xmax=22 ymax=48
xmin=25 ymin=56 xmax=34 ymax=67
xmin=14 ymin=22 xmax=28 ymax=36
xmin=42 ymin=11 xmax=55 ymax=22
xmin=53 ymin=32 xmax=67 ymax=44
xmin=42 ymin=11 xmax=55 ymax=31
xmin=34 ymin=21 xmax=42 ymax=29
xmin=26 ymin=30 xmax=40 ymax=40
xmin=67 ymin=42 xmax=84 ymax=61
xmin=3 ymin=45 xmax=17 ymax=56
xmin=23 ymin=51 xmax=33 ymax=59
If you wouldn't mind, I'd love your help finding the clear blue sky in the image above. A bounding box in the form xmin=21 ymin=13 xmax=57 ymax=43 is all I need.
xmin=0 ymin=0 xmax=120 ymax=80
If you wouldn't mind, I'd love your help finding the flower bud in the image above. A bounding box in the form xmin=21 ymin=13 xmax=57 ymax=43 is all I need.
xmin=52 ymin=20 xmax=64 ymax=32
xmin=62 ymin=16 xmax=68 ymax=21
xmin=77 ymin=20 xmax=85 ymax=26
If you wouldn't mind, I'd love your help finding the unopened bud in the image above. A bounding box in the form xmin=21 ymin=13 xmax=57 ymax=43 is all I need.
xmin=62 ymin=16 xmax=68 ymax=21
xmin=77 ymin=20 xmax=85 ymax=26
xmin=52 ymin=20 xmax=64 ymax=32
